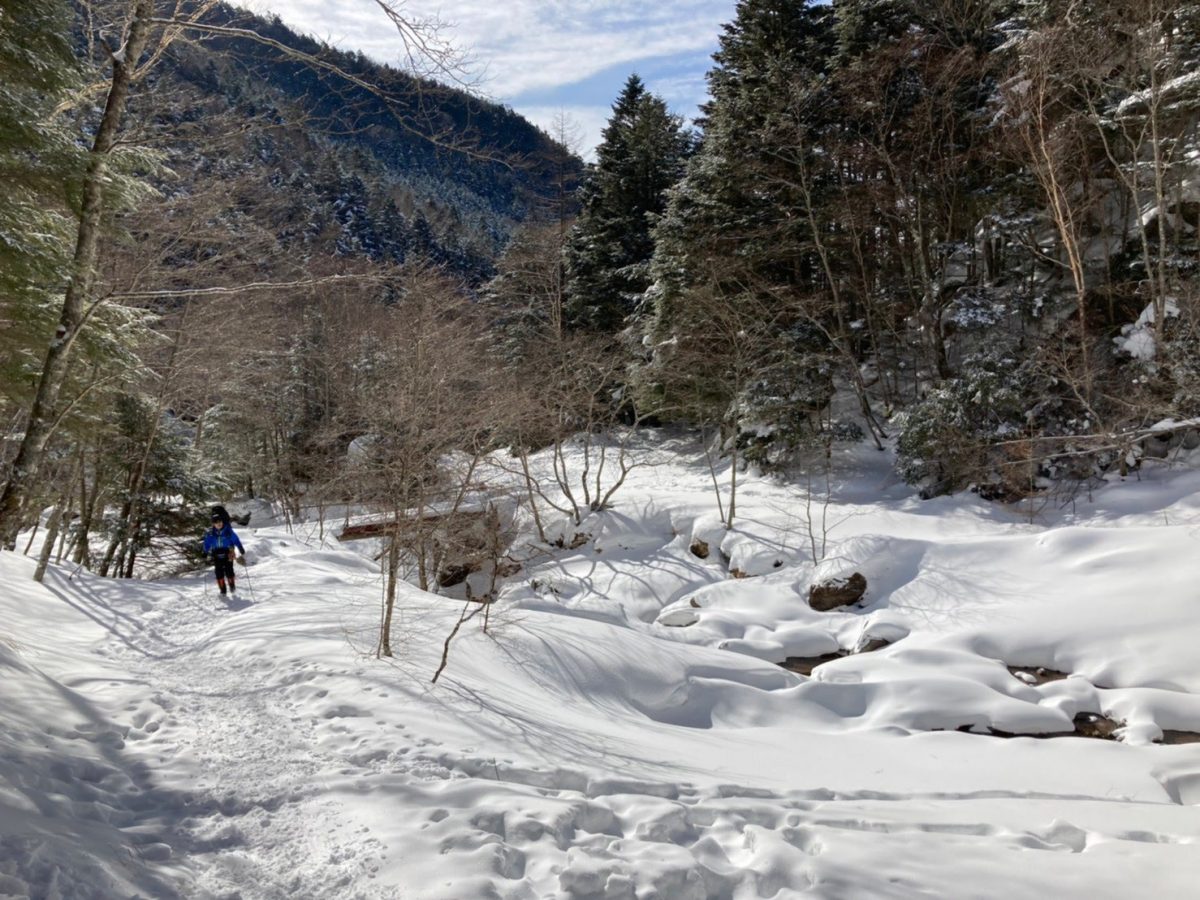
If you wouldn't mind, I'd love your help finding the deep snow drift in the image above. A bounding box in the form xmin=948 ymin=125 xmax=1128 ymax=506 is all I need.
xmin=2 ymin=439 xmax=1199 ymax=899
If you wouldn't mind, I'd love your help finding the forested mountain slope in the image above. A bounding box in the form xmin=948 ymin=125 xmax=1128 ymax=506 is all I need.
xmin=0 ymin=0 xmax=579 ymax=567
xmin=122 ymin=0 xmax=578 ymax=285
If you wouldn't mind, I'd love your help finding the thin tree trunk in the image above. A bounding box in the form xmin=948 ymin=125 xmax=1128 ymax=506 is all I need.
xmin=796 ymin=164 xmax=886 ymax=449
xmin=431 ymin=601 xmax=472 ymax=684
xmin=122 ymin=515 xmax=144 ymax=578
xmin=193 ymin=400 xmax=208 ymax=454
xmin=726 ymin=413 xmax=739 ymax=529
xmin=51 ymin=451 xmax=86 ymax=568
xmin=416 ymin=530 xmax=430 ymax=592
xmin=72 ymin=456 xmax=103 ymax=566
xmin=98 ymin=485 xmax=129 ymax=576
xmin=22 ymin=522 xmax=39 ymax=557
xmin=702 ymin=425 xmax=727 ymax=526
xmin=0 ymin=0 xmax=156 ymax=548
xmin=517 ymin=450 xmax=548 ymax=543
xmin=111 ymin=542 xmax=128 ymax=580
xmin=55 ymin=508 xmax=72 ymax=564
xmin=34 ymin=506 xmax=64 ymax=583
xmin=379 ymin=532 xmax=400 ymax=657
xmin=104 ymin=399 xmax=166 ymax=576
xmin=1028 ymin=78 xmax=1093 ymax=403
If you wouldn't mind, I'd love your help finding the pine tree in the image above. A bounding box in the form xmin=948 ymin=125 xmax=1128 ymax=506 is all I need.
xmin=97 ymin=393 xmax=217 ymax=579
xmin=564 ymin=75 xmax=692 ymax=333
xmin=653 ymin=0 xmax=837 ymax=307
xmin=638 ymin=1 xmax=839 ymax=454
xmin=0 ymin=0 xmax=160 ymax=547
xmin=485 ymin=223 xmax=571 ymax=362
xmin=0 ymin=0 xmax=83 ymax=408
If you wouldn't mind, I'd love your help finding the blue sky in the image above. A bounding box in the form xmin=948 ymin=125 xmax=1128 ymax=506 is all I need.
xmin=250 ymin=1 xmax=739 ymax=158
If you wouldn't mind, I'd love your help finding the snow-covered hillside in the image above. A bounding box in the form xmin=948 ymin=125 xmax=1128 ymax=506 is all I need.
xmin=2 ymin=441 xmax=1199 ymax=899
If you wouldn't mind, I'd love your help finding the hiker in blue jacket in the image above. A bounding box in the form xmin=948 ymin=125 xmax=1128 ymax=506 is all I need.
xmin=203 ymin=506 xmax=244 ymax=596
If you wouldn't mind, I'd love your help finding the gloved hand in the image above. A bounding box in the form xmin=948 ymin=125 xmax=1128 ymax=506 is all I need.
xmin=236 ymin=553 xmax=247 ymax=567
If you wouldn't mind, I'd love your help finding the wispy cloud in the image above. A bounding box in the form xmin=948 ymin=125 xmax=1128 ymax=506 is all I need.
xmin=248 ymin=1 xmax=734 ymax=155
xmin=248 ymin=1 xmax=729 ymax=96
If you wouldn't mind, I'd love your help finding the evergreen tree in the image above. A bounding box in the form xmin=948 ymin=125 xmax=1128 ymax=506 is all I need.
xmin=564 ymin=75 xmax=692 ymax=332
xmin=0 ymin=0 xmax=83 ymax=407
xmin=832 ymin=0 xmax=1013 ymax=382
xmin=0 ymin=0 xmax=148 ymax=552
xmin=654 ymin=0 xmax=836 ymax=306
xmin=485 ymin=223 xmax=570 ymax=362
xmin=97 ymin=394 xmax=217 ymax=578
xmin=0 ymin=0 xmax=159 ymax=547
xmin=638 ymin=1 xmax=839 ymax=454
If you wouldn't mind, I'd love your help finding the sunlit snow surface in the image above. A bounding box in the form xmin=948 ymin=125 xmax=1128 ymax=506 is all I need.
xmin=2 ymin=438 xmax=1199 ymax=898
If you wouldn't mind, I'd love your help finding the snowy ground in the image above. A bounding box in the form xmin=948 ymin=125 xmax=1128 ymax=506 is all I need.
xmin=2 ymin=437 xmax=1200 ymax=898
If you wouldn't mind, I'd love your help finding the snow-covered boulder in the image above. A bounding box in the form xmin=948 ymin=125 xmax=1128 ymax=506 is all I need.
xmin=808 ymin=572 xmax=867 ymax=611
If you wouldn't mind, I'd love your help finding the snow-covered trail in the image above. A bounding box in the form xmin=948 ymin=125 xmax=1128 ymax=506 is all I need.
xmin=4 ymin=447 xmax=1200 ymax=898
xmin=35 ymin=562 xmax=392 ymax=899
xmin=56 ymin=534 xmax=1193 ymax=900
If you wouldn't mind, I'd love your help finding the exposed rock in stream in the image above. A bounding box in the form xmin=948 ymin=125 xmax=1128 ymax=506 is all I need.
xmin=807 ymin=572 xmax=867 ymax=612
xmin=781 ymin=637 xmax=892 ymax=676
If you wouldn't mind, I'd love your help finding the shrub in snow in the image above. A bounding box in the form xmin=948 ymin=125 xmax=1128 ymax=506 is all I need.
xmin=1158 ymin=298 xmax=1200 ymax=412
xmin=896 ymin=347 xmax=1048 ymax=497
xmin=1114 ymin=299 xmax=1180 ymax=366
xmin=99 ymin=394 xmax=222 ymax=576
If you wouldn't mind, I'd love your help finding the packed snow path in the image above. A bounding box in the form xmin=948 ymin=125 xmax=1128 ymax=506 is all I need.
xmin=3 ymin=447 xmax=1200 ymax=898
xmin=14 ymin=563 xmax=393 ymax=898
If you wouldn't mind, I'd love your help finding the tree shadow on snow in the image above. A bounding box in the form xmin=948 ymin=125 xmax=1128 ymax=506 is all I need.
xmin=39 ymin=568 xmax=190 ymax=661
xmin=430 ymin=622 xmax=719 ymax=784
xmin=0 ymin=668 xmax=253 ymax=898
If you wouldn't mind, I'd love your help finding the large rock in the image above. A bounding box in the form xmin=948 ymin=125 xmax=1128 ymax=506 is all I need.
xmin=807 ymin=572 xmax=867 ymax=612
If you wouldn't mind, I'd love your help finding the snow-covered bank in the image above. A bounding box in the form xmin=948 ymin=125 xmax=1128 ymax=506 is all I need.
xmin=2 ymin=445 xmax=1199 ymax=898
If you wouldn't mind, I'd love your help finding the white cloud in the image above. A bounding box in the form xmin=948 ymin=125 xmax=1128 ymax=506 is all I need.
xmin=247 ymin=0 xmax=731 ymax=100
xmin=241 ymin=1 xmax=733 ymax=157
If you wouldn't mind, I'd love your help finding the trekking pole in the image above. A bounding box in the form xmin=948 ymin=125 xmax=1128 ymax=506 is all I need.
xmin=203 ymin=567 xmax=210 ymax=600
xmin=240 ymin=555 xmax=256 ymax=602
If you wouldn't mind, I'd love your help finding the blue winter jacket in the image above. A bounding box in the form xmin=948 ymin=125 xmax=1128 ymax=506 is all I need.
xmin=203 ymin=523 xmax=244 ymax=556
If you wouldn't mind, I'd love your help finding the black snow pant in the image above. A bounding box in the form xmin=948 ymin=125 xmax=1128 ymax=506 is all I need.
xmin=212 ymin=550 xmax=236 ymax=593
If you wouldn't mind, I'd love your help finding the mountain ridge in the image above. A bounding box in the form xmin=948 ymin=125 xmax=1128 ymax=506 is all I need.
xmin=109 ymin=0 xmax=580 ymax=285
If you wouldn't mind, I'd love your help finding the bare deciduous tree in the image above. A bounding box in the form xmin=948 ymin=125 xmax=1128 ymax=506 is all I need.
xmin=0 ymin=0 xmax=484 ymax=549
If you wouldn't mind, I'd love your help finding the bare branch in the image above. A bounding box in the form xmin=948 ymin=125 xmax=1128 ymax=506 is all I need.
xmin=146 ymin=15 xmax=508 ymax=166
xmin=104 ymin=273 xmax=386 ymax=302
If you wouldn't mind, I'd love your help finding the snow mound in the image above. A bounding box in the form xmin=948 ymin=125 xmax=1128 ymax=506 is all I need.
xmin=3 ymin=439 xmax=1200 ymax=896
